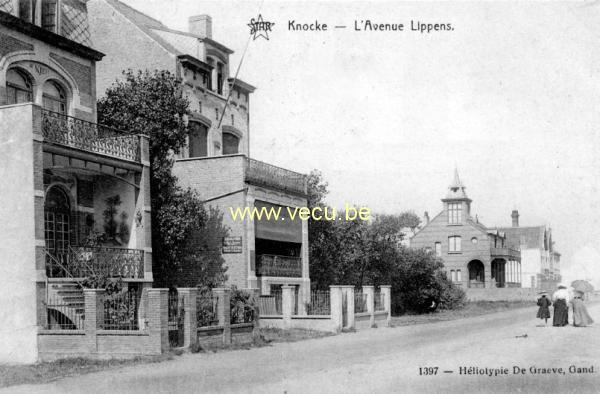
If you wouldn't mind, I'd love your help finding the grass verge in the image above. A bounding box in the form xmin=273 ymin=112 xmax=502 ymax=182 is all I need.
xmin=390 ymin=300 xmax=533 ymax=327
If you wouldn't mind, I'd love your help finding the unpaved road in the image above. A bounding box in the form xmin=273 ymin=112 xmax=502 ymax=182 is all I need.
xmin=5 ymin=304 xmax=600 ymax=393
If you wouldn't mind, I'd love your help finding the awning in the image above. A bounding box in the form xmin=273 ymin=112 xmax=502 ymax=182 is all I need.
xmin=254 ymin=200 xmax=302 ymax=243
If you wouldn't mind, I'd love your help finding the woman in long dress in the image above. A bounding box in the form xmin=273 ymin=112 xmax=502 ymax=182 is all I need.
xmin=552 ymin=284 xmax=569 ymax=327
xmin=571 ymin=291 xmax=594 ymax=327
xmin=536 ymin=293 xmax=552 ymax=324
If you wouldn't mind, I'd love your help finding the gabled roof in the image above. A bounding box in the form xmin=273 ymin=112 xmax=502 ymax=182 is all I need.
xmin=104 ymin=0 xmax=233 ymax=57
xmin=498 ymin=225 xmax=547 ymax=249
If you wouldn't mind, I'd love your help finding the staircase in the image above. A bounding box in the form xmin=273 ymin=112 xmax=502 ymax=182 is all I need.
xmin=46 ymin=282 xmax=85 ymax=329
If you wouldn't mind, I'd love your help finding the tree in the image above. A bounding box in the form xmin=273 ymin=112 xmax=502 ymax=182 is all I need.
xmin=98 ymin=70 xmax=227 ymax=288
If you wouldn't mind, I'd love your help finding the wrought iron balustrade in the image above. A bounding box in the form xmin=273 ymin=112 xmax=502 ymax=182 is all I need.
xmin=245 ymin=158 xmax=307 ymax=195
xmin=45 ymin=246 xmax=144 ymax=279
xmin=256 ymin=254 xmax=302 ymax=277
xmin=490 ymin=247 xmax=521 ymax=260
xmin=41 ymin=109 xmax=140 ymax=162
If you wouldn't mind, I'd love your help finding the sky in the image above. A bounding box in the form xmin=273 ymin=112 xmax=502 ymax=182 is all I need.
xmin=119 ymin=0 xmax=600 ymax=287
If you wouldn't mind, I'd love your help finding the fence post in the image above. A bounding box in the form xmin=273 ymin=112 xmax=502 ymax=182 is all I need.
xmin=147 ymin=288 xmax=169 ymax=353
xmin=340 ymin=285 xmax=355 ymax=329
xmin=178 ymin=288 xmax=198 ymax=349
xmin=83 ymin=289 xmax=104 ymax=353
xmin=380 ymin=285 xmax=392 ymax=326
xmin=363 ymin=285 xmax=375 ymax=327
xmin=329 ymin=286 xmax=343 ymax=332
xmin=213 ymin=288 xmax=231 ymax=345
xmin=281 ymin=285 xmax=294 ymax=329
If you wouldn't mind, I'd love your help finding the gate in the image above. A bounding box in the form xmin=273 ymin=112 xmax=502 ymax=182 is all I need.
xmin=168 ymin=291 xmax=184 ymax=348
xmin=342 ymin=291 xmax=348 ymax=328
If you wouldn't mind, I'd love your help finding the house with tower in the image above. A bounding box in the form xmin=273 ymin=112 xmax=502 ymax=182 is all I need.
xmin=410 ymin=170 xmax=523 ymax=293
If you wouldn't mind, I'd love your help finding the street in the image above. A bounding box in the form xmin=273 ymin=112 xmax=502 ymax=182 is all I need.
xmin=6 ymin=304 xmax=600 ymax=394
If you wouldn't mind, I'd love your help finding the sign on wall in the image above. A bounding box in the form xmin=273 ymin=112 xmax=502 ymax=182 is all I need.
xmin=222 ymin=236 xmax=243 ymax=254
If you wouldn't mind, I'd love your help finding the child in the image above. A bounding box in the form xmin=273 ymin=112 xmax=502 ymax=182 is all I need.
xmin=537 ymin=292 xmax=552 ymax=325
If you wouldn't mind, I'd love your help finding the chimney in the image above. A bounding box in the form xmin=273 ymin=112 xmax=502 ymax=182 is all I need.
xmin=424 ymin=211 xmax=430 ymax=224
xmin=189 ymin=15 xmax=212 ymax=38
xmin=511 ymin=210 xmax=519 ymax=227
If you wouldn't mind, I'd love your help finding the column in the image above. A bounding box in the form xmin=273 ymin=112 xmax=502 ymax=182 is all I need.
xmin=362 ymin=285 xmax=375 ymax=327
xmin=137 ymin=135 xmax=153 ymax=282
xmin=213 ymin=288 xmax=231 ymax=344
xmin=380 ymin=285 xmax=392 ymax=326
xmin=147 ymin=288 xmax=169 ymax=353
xmin=178 ymin=288 xmax=198 ymax=348
xmin=282 ymin=285 xmax=294 ymax=329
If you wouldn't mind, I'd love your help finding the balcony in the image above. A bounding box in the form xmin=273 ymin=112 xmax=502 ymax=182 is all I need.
xmin=45 ymin=246 xmax=144 ymax=279
xmin=42 ymin=109 xmax=140 ymax=162
xmin=245 ymin=158 xmax=307 ymax=195
xmin=256 ymin=254 xmax=302 ymax=278
xmin=490 ymin=247 xmax=521 ymax=260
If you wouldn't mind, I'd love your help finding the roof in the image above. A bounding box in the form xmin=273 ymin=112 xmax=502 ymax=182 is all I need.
xmin=442 ymin=168 xmax=471 ymax=201
xmin=228 ymin=77 xmax=256 ymax=93
xmin=0 ymin=11 xmax=104 ymax=61
xmin=498 ymin=226 xmax=547 ymax=249
xmin=105 ymin=0 xmax=233 ymax=56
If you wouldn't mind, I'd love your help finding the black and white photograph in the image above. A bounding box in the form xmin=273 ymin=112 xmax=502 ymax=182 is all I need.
xmin=0 ymin=0 xmax=598 ymax=392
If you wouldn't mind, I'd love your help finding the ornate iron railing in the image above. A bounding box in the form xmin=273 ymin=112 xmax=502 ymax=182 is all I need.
xmin=245 ymin=158 xmax=307 ymax=195
xmin=256 ymin=254 xmax=302 ymax=277
xmin=41 ymin=109 xmax=140 ymax=162
xmin=490 ymin=247 xmax=521 ymax=260
xmin=306 ymin=290 xmax=330 ymax=316
xmin=45 ymin=246 xmax=144 ymax=279
xmin=354 ymin=291 xmax=368 ymax=313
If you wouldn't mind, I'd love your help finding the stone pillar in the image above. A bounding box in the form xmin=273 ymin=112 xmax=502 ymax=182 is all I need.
xmin=380 ymin=285 xmax=392 ymax=326
xmin=363 ymin=285 xmax=375 ymax=327
xmin=213 ymin=288 xmax=231 ymax=344
xmin=329 ymin=286 xmax=344 ymax=332
xmin=84 ymin=289 xmax=104 ymax=353
xmin=178 ymin=288 xmax=198 ymax=348
xmin=282 ymin=285 xmax=294 ymax=329
xmin=340 ymin=285 xmax=355 ymax=329
xmin=147 ymin=288 xmax=169 ymax=353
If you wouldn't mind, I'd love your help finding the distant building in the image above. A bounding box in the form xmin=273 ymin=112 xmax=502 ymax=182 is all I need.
xmin=410 ymin=170 xmax=522 ymax=290
xmin=498 ymin=211 xmax=561 ymax=290
xmin=87 ymin=0 xmax=310 ymax=298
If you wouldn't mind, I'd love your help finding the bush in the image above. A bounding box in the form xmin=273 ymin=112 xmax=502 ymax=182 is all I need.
xmin=230 ymin=286 xmax=256 ymax=324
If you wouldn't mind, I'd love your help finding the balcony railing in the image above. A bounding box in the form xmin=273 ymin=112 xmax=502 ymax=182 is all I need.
xmin=46 ymin=246 xmax=144 ymax=279
xmin=256 ymin=254 xmax=302 ymax=278
xmin=490 ymin=247 xmax=521 ymax=260
xmin=245 ymin=158 xmax=307 ymax=195
xmin=41 ymin=109 xmax=140 ymax=162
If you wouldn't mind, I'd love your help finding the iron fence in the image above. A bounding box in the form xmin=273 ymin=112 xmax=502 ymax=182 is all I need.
xmin=245 ymin=158 xmax=307 ymax=195
xmin=102 ymin=288 xmax=139 ymax=330
xmin=306 ymin=290 xmax=331 ymax=315
xmin=41 ymin=109 xmax=140 ymax=162
xmin=354 ymin=291 xmax=368 ymax=313
xmin=197 ymin=291 xmax=219 ymax=327
xmin=168 ymin=291 xmax=185 ymax=347
xmin=256 ymin=254 xmax=302 ymax=278
xmin=258 ymin=290 xmax=282 ymax=315
xmin=44 ymin=296 xmax=84 ymax=330
xmin=46 ymin=247 xmax=144 ymax=279
xmin=374 ymin=291 xmax=385 ymax=312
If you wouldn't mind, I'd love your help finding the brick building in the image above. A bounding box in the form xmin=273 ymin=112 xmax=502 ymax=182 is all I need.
xmin=87 ymin=0 xmax=310 ymax=298
xmin=498 ymin=211 xmax=561 ymax=290
xmin=0 ymin=0 xmax=152 ymax=363
xmin=410 ymin=170 xmax=522 ymax=291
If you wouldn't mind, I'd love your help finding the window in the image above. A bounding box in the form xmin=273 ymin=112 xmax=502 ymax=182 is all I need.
xmin=188 ymin=121 xmax=208 ymax=158
xmin=217 ymin=63 xmax=224 ymax=95
xmin=435 ymin=242 xmax=442 ymax=257
xmin=457 ymin=270 xmax=462 ymax=282
xmin=451 ymin=270 xmax=457 ymax=282
xmin=424 ymin=247 xmax=432 ymax=254
xmin=448 ymin=202 xmax=462 ymax=224
xmin=19 ymin=0 xmax=35 ymax=23
xmin=222 ymin=132 xmax=239 ymax=155
xmin=231 ymin=114 xmax=234 ymax=126
xmin=41 ymin=0 xmax=57 ymax=32
xmin=42 ymin=80 xmax=67 ymax=114
xmin=6 ymin=68 xmax=33 ymax=104
xmin=471 ymin=237 xmax=478 ymax=244
xmin=215 ymin=108 xmax=219 ymax=120
xmin=237 ymin=91 xmax=240 ymax=100
xmin=448 ymin=236 xmax=461 ymax=252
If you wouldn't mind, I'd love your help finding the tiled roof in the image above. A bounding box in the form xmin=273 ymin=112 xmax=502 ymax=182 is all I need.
xmin=498 ymin=226 xmax=547 ymax=249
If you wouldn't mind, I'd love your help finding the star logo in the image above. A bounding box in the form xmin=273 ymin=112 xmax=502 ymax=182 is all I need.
xmin=248 ymin=14 xmax=274 ymax=40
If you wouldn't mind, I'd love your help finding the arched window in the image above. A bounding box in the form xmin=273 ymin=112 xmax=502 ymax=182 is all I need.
xmin=43 ymin=80 xmax=67 ymax=114
xmin=222 ymin=132 xmax=239 ymax=155
xmin=6 ymin=68 xmax=33 ymax=104
xmin=188 ymin=121 xmax=208 ymax=158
